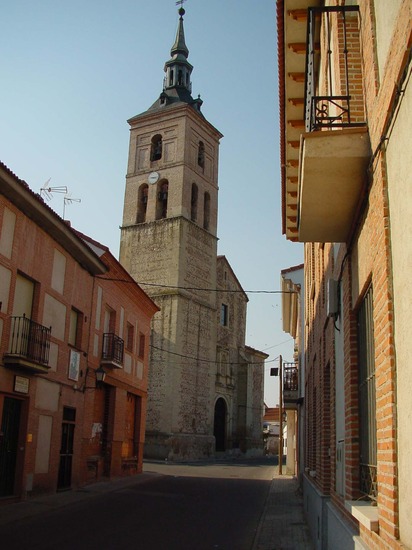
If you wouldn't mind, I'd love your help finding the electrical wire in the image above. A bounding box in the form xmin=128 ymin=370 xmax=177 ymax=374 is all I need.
xmin=149 ymin=343 xmax=279 ymax=365
xmin=96 ymin=276 xmax=297 ymax=295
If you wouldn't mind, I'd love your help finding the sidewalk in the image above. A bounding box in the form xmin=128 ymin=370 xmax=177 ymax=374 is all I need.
xmin=253 ymin=474 xmax=314 ymax=550
xmin=0 ymin=468 xmax=314 ymax=550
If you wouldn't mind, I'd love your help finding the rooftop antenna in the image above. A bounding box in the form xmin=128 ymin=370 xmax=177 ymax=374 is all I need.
xmin=63 ymin=193 xmax=81 ymax=219
xmin=40 ymin=178 xmax=68 ymax=201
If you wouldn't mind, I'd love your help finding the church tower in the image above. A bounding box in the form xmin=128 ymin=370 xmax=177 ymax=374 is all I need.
xmin=120 ymin=7 xmax=223 ymax=460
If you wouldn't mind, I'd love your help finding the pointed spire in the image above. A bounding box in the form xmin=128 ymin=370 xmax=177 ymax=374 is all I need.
xmin=147 ymin=5 xmax=203 ymax=114
xmin=171 ymin=8 xmax=189 ymax=59
xmin=164 ymin=7 xmax=193 ymax=95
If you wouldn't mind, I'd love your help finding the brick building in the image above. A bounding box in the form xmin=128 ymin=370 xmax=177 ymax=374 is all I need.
xmin=119 ymin=7 xmax=267 ymax=460
xmin=278 ymin=1 xmax=412 ymax=548
xmin=0 ymin=161 xmax=158 ymax=499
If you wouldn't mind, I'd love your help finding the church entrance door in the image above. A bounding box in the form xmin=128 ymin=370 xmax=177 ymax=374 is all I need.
xmin=213 ymin=398 xmax=226 ymax=452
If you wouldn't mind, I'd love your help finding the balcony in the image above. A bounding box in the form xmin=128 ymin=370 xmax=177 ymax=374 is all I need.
xmin=3 ymin=316 xmax=51 ymax=373
xmin=298 ymin=127 xmax=370 ymax=242
xmin=283 ymin=363 xmax=299 ymax=409
xmin=298 ymin=6 xmax=371 ymax=242
xmin=101 ymin=333 xmax=124 ymax=369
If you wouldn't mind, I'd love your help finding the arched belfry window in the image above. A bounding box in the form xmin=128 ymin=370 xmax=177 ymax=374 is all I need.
xmin=191 ymin=183 xmax=198 ymax=222
xmin=137 ymin=184 xmax=149 ymax=223
xmin=156 ymin=180 xmax=169 ymax=220
xmin=198 ymin=141 xmax=205 ymax=170
xmin=151 ymin=134 xmax=162 ymax=162
xmin=203 ymin=192 xmax=210 ymax=230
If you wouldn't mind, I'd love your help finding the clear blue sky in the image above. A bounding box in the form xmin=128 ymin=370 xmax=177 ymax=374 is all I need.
xmin=0 ymin=0 xmax=303 ymax=406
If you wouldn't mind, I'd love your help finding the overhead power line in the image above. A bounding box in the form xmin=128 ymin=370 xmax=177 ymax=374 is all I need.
xmin=150 ymin=343 xmax=277 ymax=365
xmin=96 ymin=276 xmax=297 ymax=295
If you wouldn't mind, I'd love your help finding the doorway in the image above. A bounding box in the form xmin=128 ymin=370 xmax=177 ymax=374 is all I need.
xmin=57 ymin=407 xmax=76 ymax=490
xmin=0 ymin=397 xmax=22 ymax=496
xmin=214 ymin=398 xmax=227 ymax=452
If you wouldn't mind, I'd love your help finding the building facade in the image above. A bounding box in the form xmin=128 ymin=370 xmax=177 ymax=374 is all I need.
xmin=281 ymin=264 xmax=304 ymax=477
xmin=119 ymin=8 xmax=267 ymax=461
xmin=278 ymin=1 xmax=412 ymax=549
xmin=0 ymin=162 xmax=158 ymax=499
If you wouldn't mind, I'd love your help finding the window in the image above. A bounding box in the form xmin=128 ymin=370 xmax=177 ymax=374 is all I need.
xmin=357 ymin=286 xmax=377 ymax=500
xmin=191 ymin=183 xmax=198 ymax=221
xmin=150 ymin=134 xmax=162 ymax=162
xmin=156 ymin=180 xmax=169 ymax=220
xmin=203 ymin=192 xmax=210 ymax=230
xmin=220 ymin=304 xmax=228 ymax=327
xmin=69 ymin=308 xmax=82 ymax=348
xmin=138 ymin=333 xmax=145 ymax=359
xmin=126 ymin=323 xmax=134 ymax=352
xmin=137 ymin=184 xmax=149 ymax=223
xmin=198 ymin=141 xmax=205 ymax=169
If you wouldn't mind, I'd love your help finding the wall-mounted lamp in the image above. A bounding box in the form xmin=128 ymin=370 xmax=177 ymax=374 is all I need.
xmin=83 ymin=366 xmax=107 ymax=391
xmin=95 ymin=365 xmax=106 ymax=388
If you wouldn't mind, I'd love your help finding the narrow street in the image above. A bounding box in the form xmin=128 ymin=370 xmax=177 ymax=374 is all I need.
xmin=0 ymin=458 xmax=277 ymax=550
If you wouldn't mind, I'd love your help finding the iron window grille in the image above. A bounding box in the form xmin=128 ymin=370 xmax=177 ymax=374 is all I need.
xmin=357 ymin=286 xmax=377 ymax=501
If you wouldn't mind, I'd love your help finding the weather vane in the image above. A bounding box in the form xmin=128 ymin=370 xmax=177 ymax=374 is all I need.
xmin=175 ymin=0 xmax=186 ymax=7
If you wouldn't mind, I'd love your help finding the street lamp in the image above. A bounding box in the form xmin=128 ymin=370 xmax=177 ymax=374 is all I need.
xmin=95 ymin=365 xmax=106 ymax=388
xmin=82 ymin=366 xmax=107 ymax=392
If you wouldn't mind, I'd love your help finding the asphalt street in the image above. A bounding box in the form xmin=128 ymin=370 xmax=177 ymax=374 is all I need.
xmin=0 ymin=458 xmax=277 ymax=550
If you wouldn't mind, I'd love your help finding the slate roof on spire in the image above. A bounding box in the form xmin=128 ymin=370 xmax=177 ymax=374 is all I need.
xmin=142 ymin=6 xmax=204 ymax=116
xmin=171 ymin=8 xmax=189 ymax=59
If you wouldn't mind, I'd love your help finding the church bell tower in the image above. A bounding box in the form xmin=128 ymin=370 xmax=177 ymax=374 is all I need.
xmin=120 ymin=7 xmax=223 ymax=460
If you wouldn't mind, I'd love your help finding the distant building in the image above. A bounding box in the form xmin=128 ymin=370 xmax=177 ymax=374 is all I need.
xmin=0 ymin=161 xmax=158 ymax=499
xmin=280 ymin=264 xmax=304 ymax=477
xmin=263 ymin=405 xmax=280 ymax=456
xmin=119 ymin=7 xmax=267 ymax=460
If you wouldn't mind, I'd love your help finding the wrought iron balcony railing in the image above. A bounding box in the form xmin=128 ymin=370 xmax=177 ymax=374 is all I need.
xmin=305 ymin=6 xmax=366 ymax=132
xmin=101 ymin=332 xmax=124 ymax=368
xmin=283 ymin=365 xmax=298 ymax=392
xmin=283 ymin=363 xmax=299 ymax=406
xmin=4 ymin=315 xmax=51 ymax=370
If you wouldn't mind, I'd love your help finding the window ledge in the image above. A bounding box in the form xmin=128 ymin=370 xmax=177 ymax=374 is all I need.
xmin=345 ymin=501 xmax=379 ymax=532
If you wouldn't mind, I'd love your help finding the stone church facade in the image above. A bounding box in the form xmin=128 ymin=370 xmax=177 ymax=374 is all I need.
xmin=120 ymin=7 xmax=266 ymax=460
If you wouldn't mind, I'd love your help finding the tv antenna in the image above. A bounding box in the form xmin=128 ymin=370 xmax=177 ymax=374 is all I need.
xmin=40 ymin=178 xmax=68 ymax=201
xmin=39 ymin=178 xmax=81 ymax=219
xmin=63 ymin=193 xmax=81 ymax=219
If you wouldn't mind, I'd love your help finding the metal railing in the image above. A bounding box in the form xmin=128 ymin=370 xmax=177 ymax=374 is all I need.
xmin=102 ymin=333 xmax=124 ymax=366
xmin=7 ymin=315 xmax=51 ymax=366
xmin=305 ymin=6 xmax=365 ymax=132
xmin=283 ymin=364 xmax=299 ymax=392
xmin=360 ymin=463 xmax=378 ymax=502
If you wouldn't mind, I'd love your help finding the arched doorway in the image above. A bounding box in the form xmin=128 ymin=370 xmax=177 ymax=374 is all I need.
xmin=214 ymin=398 xmax=227 ymax=452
